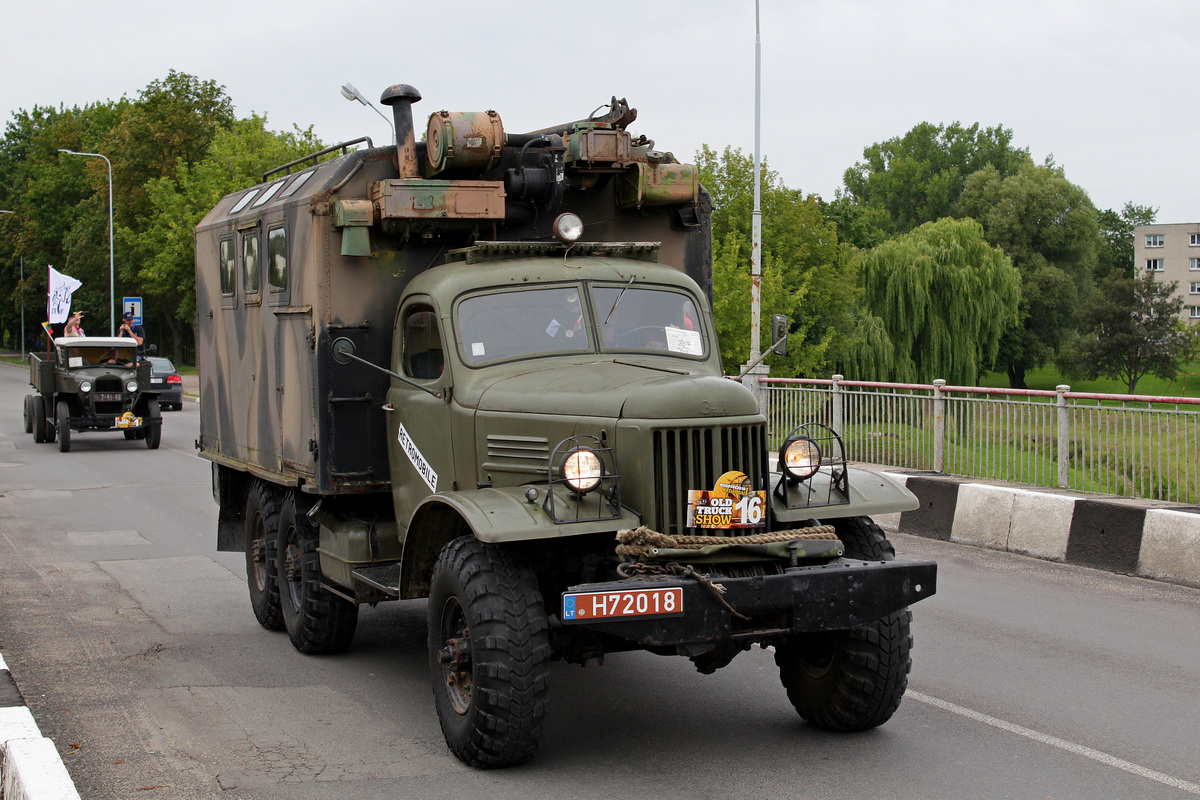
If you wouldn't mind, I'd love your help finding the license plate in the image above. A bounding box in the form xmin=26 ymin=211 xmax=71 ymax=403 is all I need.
xmin=151 ymin=378 xmax=164 ymax=384
xmin=94 ymin=392 xmax=122 ymax=402
xmin=561 ymin=587 xmax=684 ymax=622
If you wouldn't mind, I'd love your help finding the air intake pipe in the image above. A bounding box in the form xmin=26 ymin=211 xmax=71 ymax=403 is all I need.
xmin=380 ymin=84 xmax=422 ymax=178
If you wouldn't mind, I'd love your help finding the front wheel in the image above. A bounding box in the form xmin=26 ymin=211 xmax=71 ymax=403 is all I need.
xmin=144 ymin=399 xmax=161 ymax=449
xmin=776 ymin=514 xmax=911 ymax=731
xmin=775 ymin=609 xmax=912 ymax=731
xmin=429 ymin=536 xmax=550 ymax=768
xmin=276 ymin=492 xmax=357 ymax=653
xmin=56 ymin=400 xmax=71 ymax=452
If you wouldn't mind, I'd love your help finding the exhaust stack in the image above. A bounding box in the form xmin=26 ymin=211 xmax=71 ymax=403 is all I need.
xmin=380 ymin=84 xmax=422 ymax=178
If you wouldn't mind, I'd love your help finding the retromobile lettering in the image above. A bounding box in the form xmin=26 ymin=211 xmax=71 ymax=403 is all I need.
xmin=397 ymin=422 xmax=438 ymax=492
xmin=687 ymin=470 xmax=766 ymax=529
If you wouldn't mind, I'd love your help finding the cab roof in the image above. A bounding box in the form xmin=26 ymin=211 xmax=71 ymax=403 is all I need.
xmin=54 ymin=336 xmax=132 ymax=348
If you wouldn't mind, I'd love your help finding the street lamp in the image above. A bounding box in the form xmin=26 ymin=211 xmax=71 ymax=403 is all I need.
xmin=58 ymin=149 xmax=115 ymax=335
xmin=0 ymin=209 xmax=23 ymax=359
xmin=340 ymin=82 xmax=396 ymax=145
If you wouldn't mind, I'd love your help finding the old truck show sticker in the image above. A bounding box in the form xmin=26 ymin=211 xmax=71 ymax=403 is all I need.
xmin=686 ymin=470 xmax=766 ymax=529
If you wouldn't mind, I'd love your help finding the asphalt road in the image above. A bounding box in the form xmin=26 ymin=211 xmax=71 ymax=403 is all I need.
xmin=2 ymin=360 xmax=1199 ymax=800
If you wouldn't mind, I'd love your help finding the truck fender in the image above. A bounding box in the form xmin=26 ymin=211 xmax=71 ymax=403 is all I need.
xmin=771 ymin=466 xmax=919 ymax=524
xmin=399 ymin=487 xmax=641 ymax=599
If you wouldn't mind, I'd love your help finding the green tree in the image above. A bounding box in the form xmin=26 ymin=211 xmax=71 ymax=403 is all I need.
xmin=135 ymin=115 xmax=323 ymax=361
xmin=853 ymin=218 xmax=1020 ymax=384
xmin=1096 ymin=202 xmax=1156 ymax=280
xmin=842 ymin=122 xmax=1030 ymax=238
xmin=697 ymin=144 xmax=858 ymax=374
xmin=955 ymin=161 xmax=1101 ymax=388
xmin=1057 ymin=271 xmax=1197 ymax=394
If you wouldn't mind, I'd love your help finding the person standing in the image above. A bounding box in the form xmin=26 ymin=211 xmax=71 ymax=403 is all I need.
xmin=118 ymin=311 xmax=146 ymax=358
xmin=64 ymin=311 xmax=86 ymax=337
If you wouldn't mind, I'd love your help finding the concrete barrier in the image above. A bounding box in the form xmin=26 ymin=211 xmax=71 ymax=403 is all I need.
xmin=880 ymin=471 xmax=1200 ymax=589
xmin=0 ymin=653 xmax=81 ymax=800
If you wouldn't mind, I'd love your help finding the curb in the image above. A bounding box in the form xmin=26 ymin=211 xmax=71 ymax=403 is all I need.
xmin=874 ymin=472 xmax=1200 ymax=588
xmin=0 ymin=653 xmax=81 ymax=800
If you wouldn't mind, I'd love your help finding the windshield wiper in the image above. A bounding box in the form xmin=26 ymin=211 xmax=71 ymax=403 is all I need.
xmin=603 ymin=276 xmax=636 ymax=325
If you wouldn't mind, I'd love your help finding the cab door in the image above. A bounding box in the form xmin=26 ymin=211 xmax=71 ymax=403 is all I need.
xmin=387 ymin=298 xmax=455 ymax=533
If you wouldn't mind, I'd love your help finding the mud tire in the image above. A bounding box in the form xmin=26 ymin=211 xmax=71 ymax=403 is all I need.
xmin=775 ymin=515 xmax=911 ymax=731
xmin=277 ymin=492 xmax=357 ymax=653
xmin=245 ymin=481 xmax=285 ymax=631
xmin=56 ymin=400 xmax=71 ymax=452
xmin=429 ymin=536 xmax=550 ymax=769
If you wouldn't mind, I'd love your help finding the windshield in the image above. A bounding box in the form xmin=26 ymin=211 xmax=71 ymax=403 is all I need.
xmin=593 ymin=285 xmax=705 ymax=356
xmin=455 ymin=283 xmax=706 ymax=366
xmin=59 ymin=345 xmax=137 ymax=368
xmin=457 ymin=286 xmax=592 ymax=365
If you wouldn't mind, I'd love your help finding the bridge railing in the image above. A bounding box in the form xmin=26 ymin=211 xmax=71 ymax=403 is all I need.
xmin=762 ymin=376 xmax=1200 ymax=504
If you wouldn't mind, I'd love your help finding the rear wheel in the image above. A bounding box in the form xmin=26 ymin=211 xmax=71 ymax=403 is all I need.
xmin=244 ymin=481 xmax=284 ymax=631
xmin=31 ymin=396 xmax=45 ymax=443
xmin=123 ymin=430 xmax=137 ymax=440
xmin=144 ymin=400 xmax=161 ymax=449
xmin=775 ymin=516 xmax=911 ymax=731
xmin=277 ymin=492 xmax=358 ymax=653
xmin=56 ymin=401 xmax=71 ymax=452
xmin=23 ymin=395 xmax=33 ymax=434
xmin=429 ymin=536 xmax=550 ymax=768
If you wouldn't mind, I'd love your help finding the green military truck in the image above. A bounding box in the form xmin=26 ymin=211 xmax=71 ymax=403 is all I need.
xmin=25 ymin=336 xmax=162 ymax=452
xmin=195 ymin=83 xmax=936 ymax=768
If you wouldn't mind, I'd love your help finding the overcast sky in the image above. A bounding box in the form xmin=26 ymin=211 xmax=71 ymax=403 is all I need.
xmin=3 ymin=0 xmax=1195 ymax=223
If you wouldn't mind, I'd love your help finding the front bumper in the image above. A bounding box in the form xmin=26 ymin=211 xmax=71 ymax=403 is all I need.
xmin=560 ymin=557 xmax=936 ymax=647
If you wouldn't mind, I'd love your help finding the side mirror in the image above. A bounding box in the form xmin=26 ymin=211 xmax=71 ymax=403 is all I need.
xmin=771 ymin=314 xmax=790 ymax=357
xmin=147 ymin=344 xmax=158 ymax=356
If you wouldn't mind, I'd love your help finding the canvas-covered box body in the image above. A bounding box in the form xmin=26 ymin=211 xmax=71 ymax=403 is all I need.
xmin=195 ymin=105 xmax=711 ymax=496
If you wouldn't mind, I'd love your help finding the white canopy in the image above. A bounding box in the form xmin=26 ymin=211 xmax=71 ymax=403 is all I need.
xmin=54 ymin=336 xmax=133 ymax=348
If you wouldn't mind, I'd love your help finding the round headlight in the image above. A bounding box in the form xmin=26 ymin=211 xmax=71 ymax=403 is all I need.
xmin=780 ymin=436 xmax=822 ymax=481
xmin=79 ymin=380 xmax=92 ymax=393
xmin=561 ymin=447 xmax=602 ymax=494
xmin=126 ymin=380 xmax=139 ymax=393
xmin=551 ymin=212 xmax=584 ymax=244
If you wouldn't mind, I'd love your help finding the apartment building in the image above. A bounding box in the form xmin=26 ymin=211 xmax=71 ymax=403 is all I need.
xmin=1133 ymin=222 xmax=1200 ymax=321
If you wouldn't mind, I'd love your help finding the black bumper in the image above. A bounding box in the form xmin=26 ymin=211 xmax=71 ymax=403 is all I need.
xmin=560 ymin=558 xmax=936 ymax=647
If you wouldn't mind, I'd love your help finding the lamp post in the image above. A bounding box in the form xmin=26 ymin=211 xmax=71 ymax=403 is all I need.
xmin=340 ymin=82 xmax=396 ymax=144
xmin=0 ymin=210 xmax=22 ymax=359
xmin=58 ymin=149 xmax=115 ymax=335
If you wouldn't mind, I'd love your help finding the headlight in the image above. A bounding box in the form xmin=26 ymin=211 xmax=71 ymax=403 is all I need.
xmin=126 ymin=380 xmax=139 ymax=393
xmin=79 ymin=380 xmax=92 ymax=393
xmin=561 ymin=447 xmax=602 ymax=494
xmin=780 ymin=435 xmax=822 ymax=481
xmin=552 ymin=212 xmax=584 ymax=244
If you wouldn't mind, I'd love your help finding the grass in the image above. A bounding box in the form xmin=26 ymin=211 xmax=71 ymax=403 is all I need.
xmin=976 ymin=362 xmax=1200 ymax=398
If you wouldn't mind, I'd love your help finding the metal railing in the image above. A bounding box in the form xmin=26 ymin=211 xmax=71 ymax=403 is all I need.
xmin=762 ymin=376 xmax=1200 ymax=504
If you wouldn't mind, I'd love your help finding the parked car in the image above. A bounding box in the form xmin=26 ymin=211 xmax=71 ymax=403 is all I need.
xmin=147 ymin=357 xmax=184 ymax=410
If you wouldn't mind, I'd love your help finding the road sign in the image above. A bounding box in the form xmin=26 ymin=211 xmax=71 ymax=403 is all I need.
xmin=123 ymin=297 xmax=143 ymax=325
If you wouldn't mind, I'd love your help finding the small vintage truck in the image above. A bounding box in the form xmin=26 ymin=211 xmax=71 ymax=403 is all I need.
xmin=196 ymin=83 xmax=936 ymax=768
xmin=25 ymin=336 xmax=162 ymax=452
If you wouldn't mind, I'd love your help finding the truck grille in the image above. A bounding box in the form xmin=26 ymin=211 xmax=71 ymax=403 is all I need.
xmin=651 ymin=423 xmax=768 ymax=537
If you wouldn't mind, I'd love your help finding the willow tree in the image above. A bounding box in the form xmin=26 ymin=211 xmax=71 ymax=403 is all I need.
xmin=852 ymin=217 xmax=1020 ymax=384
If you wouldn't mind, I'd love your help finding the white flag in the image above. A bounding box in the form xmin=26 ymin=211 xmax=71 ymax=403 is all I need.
xmin=47 ymin=266 xmax=83 ymax=324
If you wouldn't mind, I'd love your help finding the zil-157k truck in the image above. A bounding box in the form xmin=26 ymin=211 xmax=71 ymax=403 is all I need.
xmin=195 ymin=82 xmax=936 ymax=768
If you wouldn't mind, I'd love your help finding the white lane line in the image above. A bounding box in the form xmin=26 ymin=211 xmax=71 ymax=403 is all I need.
xmin=909 ymin=691 xmax=1200 ymax=796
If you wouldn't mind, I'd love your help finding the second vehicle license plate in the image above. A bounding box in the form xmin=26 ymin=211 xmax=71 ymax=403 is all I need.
xmin=561 ymin=587 xmax=684 ymax=622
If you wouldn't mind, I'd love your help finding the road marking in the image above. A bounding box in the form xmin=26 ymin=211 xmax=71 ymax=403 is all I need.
xmin=909 ymin=691 xmax=1200 ymax=796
